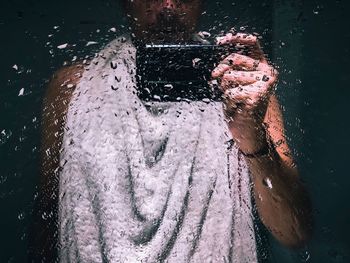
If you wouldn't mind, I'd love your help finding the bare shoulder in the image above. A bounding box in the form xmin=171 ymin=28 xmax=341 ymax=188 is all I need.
xmin=41 ymin=63 xmax=84 ymax=181
xmin=43 ymin=63 xmax=84 ymax=114
xmin=30 ymin=63 xmax=85 ymax=261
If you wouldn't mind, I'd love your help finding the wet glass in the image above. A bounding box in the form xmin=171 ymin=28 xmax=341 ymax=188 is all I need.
xmin=0 ymin=0 xmax=349 ymax=262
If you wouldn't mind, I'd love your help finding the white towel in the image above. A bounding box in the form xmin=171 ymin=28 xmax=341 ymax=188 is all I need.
xmin=58 ymin=34 xmax=258 ymax=263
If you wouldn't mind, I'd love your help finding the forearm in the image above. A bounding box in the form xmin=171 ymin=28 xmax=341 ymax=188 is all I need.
xmin=231 ymin=123 xmax=313 ymax=248
xmin=247 ymin=146 xmax=312 ymax=247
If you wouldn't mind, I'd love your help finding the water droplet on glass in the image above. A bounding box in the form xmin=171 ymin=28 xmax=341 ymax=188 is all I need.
xmin=153 ymin=95 xmax=161 ymax=101
xmin=198 ymin=31 xmax=211 ymax=38
xmin=192 ymin=58 xmax=201 ymax=68
xmin=111 ymin=61 xmax=118 ymax=69
xmin=18 ymin=88 xmax=24 ymax=96
xmin=45 ymin=148 xmax=51 ymax=157
xmin=299 ymin=250 xmax=311 ymax=262
xmin=86 ymin=41 xmax=98 ymax=47
xmin=41 ymin=212 xmax=48 ymax=220
xmin=164 ymin=84 xmax=173 ymax=89
xmin=18 ymin=212 xmax=25 ymax=220
xmin=263 ymin=177 xmax=273 ymax=189
xmin=57 ymin=43 xmax=68 ymax=49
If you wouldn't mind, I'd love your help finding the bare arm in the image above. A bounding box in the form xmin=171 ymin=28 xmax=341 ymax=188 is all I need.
xmin=29 ymin=64 xmax=84 ymax=261
xmin=243 ymin=94 xmax=313 ymax=248
xmin=212 ymin=33 xmax=312 ymax=248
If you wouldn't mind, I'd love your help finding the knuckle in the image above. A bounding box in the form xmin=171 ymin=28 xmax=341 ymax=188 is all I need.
xmin=211 ymin=71 xmax=217 ymax=78
xmin=221 ymin=73 xmax=229 ymax=81
xmin=224 ymin=54 xmax=237 ymax=63
xmin=237 ymin=32 xmax=257 ymax=41
xmin=211 ymin=68 xmax=221 ymax=77
xmin=222 ymin=71 xmax=235 ymax=80
xmin=229 ymin=53 xmax=242 ymax=62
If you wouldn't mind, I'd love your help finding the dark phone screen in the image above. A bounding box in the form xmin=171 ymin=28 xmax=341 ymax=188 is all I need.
xmin=136 ymin=44 xmax=242 ymax=102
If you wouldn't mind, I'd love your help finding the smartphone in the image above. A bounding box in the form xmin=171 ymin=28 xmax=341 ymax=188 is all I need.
xmin=135 ymin=43 xmax=243 ymax=102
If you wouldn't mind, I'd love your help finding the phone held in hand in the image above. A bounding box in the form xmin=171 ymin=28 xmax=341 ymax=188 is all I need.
xmin=135 ymin=43 xmax=241 ymax=102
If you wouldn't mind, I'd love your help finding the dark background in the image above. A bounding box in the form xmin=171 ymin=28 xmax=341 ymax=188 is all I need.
xmin=0 ymin=0 xmax=349 ymax=262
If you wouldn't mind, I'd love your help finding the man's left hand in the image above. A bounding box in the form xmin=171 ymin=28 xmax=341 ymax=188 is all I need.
xmin=211 ymin=32 xmax=278 ymax=154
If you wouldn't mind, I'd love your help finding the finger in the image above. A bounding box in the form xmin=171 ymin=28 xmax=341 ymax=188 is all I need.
xmin=224 ymin=80 xmax=274 ymax=105
xmin=216 ymin=32 xmax=265 ymax=61
xmin=222 ymin=70 xmax=273 ymax=87
xmin=219 ymin=53 xmax=264 ymax=71
xmin=216 ymin=32 xmax=258 ymax=46
xmin=222 ymin=53 xmax=258 ymax=70
xmin=220 ymin=53 xmax=277 ymax=76
xmin=211 ymin=53 xmax=258 ymax=79
xmin=211 ymin=63 xmax=232 ymax=78
xmin=241 ymin=80 xmax=274 ymax=97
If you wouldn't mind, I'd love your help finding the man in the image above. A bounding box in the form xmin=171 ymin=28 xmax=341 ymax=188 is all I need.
xmin=33 ymin=0 xmax=312 ymax=262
